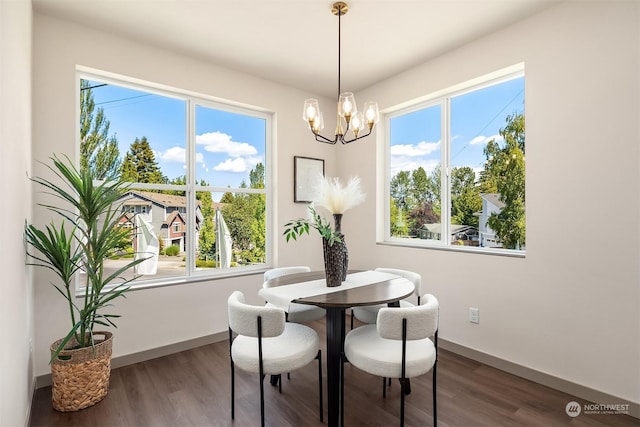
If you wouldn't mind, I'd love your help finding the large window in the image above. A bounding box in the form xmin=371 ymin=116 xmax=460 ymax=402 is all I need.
xmin=386 ymin=66 xmax=525 ymax=254
xmin=78 ymin=69 xmax=271 ymax=287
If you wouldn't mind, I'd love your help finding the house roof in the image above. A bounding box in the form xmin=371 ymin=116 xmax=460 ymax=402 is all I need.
xmin=122 ymin=190 xmax=202 ymax=209
xmin=480 ymin=193 xmax=506 ymax=210
xmin=164 ymin=210 xmax=186 ymax=226
xmin=128 ymin=191 xmax=188 ymax=207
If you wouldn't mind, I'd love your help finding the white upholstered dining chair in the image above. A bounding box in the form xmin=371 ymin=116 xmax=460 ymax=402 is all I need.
xmin=227 ymin=291 xmax=323 ymax=426
xmin=351 ymin=267 xmax=422 ymax=328
xmin=263 ymin=266 xmax=326 ymax=323
xmin=344 ymin=293 xmax=439 ymax=426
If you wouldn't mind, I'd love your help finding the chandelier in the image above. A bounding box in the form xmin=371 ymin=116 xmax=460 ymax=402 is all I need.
xmin=302 ymin=2 xmax=379 ymax=145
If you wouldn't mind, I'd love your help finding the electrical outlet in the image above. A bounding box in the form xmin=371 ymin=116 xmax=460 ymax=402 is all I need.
xmin=469 ymin=307 xmax=479 ymax=324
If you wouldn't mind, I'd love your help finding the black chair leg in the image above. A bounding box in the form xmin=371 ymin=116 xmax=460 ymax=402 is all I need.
xmin=382 ymin=377 xmax=386 ymax=398
xmin=316 ymin=350 xmax=324 ymax=422
xmin=231 ymin=362 xmax=235 ymax=419
xmin=229 ymin=328 xmax=235 ymax=420
xmin=259 ymin=374 xmax=265 ymax=427
xmin=400 ymin=377 xmax=406 ymax=427
xmin=270 ymin=374 xmax=279 ymax=386
xmin=340 ymin=352 xmax=345 ymax=427
xmin=433 ymin=361 xmax=437 ymax=426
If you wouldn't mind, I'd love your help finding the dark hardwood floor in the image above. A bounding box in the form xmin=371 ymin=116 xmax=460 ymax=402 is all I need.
xmin=30 ymin=318 xmax=637 ymax=426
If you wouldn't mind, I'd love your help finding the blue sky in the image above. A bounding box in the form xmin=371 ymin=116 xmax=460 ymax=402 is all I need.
xmin=389 ymin=76 xmax=524 ymax=178
xmin=86 ymin=80 xmax=265 ymax=189
xmin=87 ymin=76 xmax=523 ymax=189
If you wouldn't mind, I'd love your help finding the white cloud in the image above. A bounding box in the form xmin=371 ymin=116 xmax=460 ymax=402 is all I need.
xmin=197 ymin=131 xmax=258 ymax=157
xmin=390 ymin=140 xmax=440 ymax=156
xmin=157 ymin=146 xmax=204 ymax=164
xmin=469 ymin=134 xmax=504 ymax=145
xmin=213 ymin=156 xmax=263 ymax=173
xmin=390 ymin=157 xmax=440 ymax=177
xmin=156 ymin=147 xmax=184 ymax=162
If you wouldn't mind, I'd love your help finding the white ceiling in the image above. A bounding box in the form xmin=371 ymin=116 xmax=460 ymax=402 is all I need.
xmin=32 ymin=0 xmax=561 ymax=98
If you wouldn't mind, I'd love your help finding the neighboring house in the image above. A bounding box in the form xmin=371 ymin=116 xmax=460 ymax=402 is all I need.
xmin=418 ymin=223 xmax=479 ymax=246
xmin=476 ymin=193 xmax=504 ymax=248
xmin=118 ymin=191 xmax=203 ymax=252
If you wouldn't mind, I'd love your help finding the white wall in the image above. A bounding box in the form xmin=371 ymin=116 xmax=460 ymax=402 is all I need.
xmin=30 ymin=0 xmax=639 ymax=412
xmin=344 ymin=1 xmax=640 ymax=404
xmin=0 ymin=0 xmax=34 ymax=425
xmin=31 ymin=13 xmax=339 ymax=378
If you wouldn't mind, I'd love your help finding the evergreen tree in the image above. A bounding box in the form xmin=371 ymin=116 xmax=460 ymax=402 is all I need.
xmin=79 ymin=80 xmax=120 ymax=179
xmin=120 ymin=137 xmax=166 ymax=183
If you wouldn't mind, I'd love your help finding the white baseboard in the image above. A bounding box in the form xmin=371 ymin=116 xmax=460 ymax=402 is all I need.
xmin=439 ymin=339 xmax=639 ymax=419
xmin=35 ymin=331 xmax=228 ymax=389
xmin=34 ymin=332 xmax=638 ymax=420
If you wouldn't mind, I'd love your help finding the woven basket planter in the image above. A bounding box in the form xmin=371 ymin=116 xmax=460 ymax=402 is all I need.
xmin=50 ymin=331 xmax=113 ymax=412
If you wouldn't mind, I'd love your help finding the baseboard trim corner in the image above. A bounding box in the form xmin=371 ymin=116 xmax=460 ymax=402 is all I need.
xmin=439 ymin=339 xmax=639 ymax=419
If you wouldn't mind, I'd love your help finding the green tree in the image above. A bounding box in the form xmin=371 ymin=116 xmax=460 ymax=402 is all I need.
xmin=197 ymin=186 xmax=216 ymax=262
xmin=482 ymin=112 xmax=525 ymax=249
xmin=428 ymin=166 xmax=442 ymax=217
xmin=216 ymin=163 xmax=267 ymax=265
xmin=451 ymin=166 xmax=481 ymax=227
xmin=120 ymin=137 xmax=166 ymax=183
xmin=411 ymin=167 xmax=430 ymax=207
xmin=248 ymin=163 xmax=266 ymax=262
xmin=390 ymin=170 xmax=414 ymax=211
xmin=79 ymin=80 xmax=121 ymax=179
xmin=407 ymin=203 xmax=439 ymax=237
xmin=390 ymin=199 xmax=409 ymax=237
xmin=220 ymin=191 xmax=234 ymax=204
xmin=221 ymin=194 xmax=252 ymax=261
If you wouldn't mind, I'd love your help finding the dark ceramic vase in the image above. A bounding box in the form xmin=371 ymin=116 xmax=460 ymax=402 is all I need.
xmin=323 ymin=237 xmax=345 ymax=287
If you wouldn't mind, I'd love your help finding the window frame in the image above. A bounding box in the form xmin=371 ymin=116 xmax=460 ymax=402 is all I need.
xmin=75 ymin=66 xmax=274 ymax=293
xmin=379 ymin=64 xmax=525 ymax=257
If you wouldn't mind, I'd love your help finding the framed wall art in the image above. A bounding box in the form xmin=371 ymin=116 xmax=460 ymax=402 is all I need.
xmin=294 ymin=156 xmax=324 ymax=202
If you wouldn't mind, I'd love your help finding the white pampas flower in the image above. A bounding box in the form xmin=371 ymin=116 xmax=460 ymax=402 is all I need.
xmin=312 ymin=175 xmax=366 ymax=215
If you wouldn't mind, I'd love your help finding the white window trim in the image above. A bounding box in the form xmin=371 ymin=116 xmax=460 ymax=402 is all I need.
xmin=75 ymin=66 xmax=275 ymax=295
xmin=377 ymin=64 xmax=525 ymax=258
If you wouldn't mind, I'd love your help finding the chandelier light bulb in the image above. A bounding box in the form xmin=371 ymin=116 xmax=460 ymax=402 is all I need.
xmin=303 ymin=99 xmax=320 ymax=122
xmin=351 ymin=111 xmax=364 ymax=137
xmin=364 ymin=102 xmax=380 ymax=125
xmin=338 ymin=92 xmax=356 ymax=120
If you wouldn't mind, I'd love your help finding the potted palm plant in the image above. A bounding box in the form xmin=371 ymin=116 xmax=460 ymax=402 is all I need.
xmin=25 ymin=155 xmax=145 ymax=411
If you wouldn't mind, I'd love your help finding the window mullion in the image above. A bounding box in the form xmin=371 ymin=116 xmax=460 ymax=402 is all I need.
xmin=186 ymin=99 xmax=196 ymax=276
xmin=441 ymin=98 xmax=451 ymax=245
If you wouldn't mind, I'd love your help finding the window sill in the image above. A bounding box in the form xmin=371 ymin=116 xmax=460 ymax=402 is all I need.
xmin=74 ymin=266 xmax=269 ymax=297
xmin=377 ymin=239 xmax=525 ymax=258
